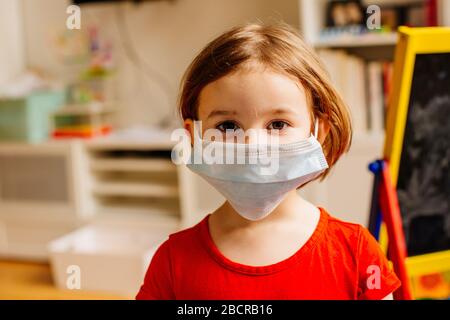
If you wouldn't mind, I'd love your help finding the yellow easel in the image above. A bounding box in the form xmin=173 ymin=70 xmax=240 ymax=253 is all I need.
xmin=382 ymin=26 xmax=450 ymax=296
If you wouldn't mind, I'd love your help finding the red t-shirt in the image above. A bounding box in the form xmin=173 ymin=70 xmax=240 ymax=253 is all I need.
xmin=136 ymin=207 xmax=401 ymax=300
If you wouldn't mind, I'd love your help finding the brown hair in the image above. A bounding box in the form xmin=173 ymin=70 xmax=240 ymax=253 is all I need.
xmin=178 ymin=21 xmax=352 ymax=180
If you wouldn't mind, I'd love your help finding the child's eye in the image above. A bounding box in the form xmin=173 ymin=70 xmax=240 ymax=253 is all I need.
xmin=267 ymin=120 xmax=289 ymax=131
xmin=216 ymin=121 xmax=240 ymax=132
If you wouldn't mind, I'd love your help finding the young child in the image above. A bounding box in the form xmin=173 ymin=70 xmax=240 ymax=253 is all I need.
xmin=136 ymin=22 xmax=401 ymax=300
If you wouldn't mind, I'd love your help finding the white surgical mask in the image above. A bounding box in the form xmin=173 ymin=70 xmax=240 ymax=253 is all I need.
xmin=186 ymin=119 xmax=329 ymax=221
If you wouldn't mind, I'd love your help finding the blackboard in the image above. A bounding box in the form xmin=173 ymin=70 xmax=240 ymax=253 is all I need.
xmin=396 ymin=52 xmax=450 ymax=256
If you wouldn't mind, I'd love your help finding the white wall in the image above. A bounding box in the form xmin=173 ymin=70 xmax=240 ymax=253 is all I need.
xmin=0 ymin=0 xmax=25 ymax=85
xmin=21 ymin=0 xmax=299 ymax=128
xmin=440 ymin=0 xmax=450 ymax=26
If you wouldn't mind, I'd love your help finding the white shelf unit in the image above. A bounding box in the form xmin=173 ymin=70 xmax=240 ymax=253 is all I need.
xmin=298 ymin=0 xmax=424 ymax=60
xmin=90 ymin=158 xmax=176 ymax=172
xmin=299 ymin=0 xmax=444 ymax=45
xmin=84 ymin=139 xmax=182 ymax=229
xmin=0 ymin=140 xmax=91 ymax=260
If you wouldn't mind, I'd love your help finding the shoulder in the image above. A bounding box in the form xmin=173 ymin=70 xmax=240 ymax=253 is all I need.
xmin=326 ymin=212 xmax=363 ymax=232
xmin=320 ymin=208 xmax=394 ymax=270
xmin=318 ymin=207 xmax=379 ymax=264
xmin=157 ymin=215 xmax=208 ymax=256
xmin=320 ymin=208 xmax=401 ymax=298
xmin=137 ymin=220 xmax=208 ymax=300
xmin=322 ymin=208 xmax=365 ymax=246
xmin=169 ymin=216 xmax=206 ymax=242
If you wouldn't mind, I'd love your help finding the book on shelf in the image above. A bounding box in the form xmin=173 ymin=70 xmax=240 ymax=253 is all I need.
xmin=52 ymin=125 xmax=112 ymax=138
xmin=367 ymin=61 xmax=384 ymax=133
xmin=317 ymin=49 xmax=393 ymax=135
xmin=51 ymin=102 xmax=114 ymax=139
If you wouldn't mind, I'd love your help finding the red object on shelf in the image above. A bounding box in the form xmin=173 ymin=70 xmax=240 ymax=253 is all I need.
xmin=52 ymin=125 xmax=112 ymax=139
xmin=426 ymin=0 xmax=438 ymax=27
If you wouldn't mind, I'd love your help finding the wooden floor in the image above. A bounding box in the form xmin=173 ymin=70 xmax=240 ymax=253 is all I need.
xmin=0 ymin=260 xmax=129 ymax=300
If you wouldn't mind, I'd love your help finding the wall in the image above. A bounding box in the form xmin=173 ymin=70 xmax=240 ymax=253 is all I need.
xmin=441 ymin=0 xmax=450 ymax=26
xmin=21 ymin=0 xmax=299 ymax=128
xmin=0 ymin=0 xmax=25 ymax=85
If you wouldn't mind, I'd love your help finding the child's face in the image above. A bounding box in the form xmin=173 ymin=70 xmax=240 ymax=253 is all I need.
xmin=185 ymin=68 xmax=314 ymax=144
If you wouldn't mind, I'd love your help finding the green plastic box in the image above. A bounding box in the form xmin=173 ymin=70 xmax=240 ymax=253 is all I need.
xmin=0 ymin=90 xmax=66 ymax=143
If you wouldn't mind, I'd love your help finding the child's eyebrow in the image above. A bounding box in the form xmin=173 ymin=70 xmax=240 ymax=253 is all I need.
xmin=271 ymin=108 xmax=295 ymax=115
xmin=206 ymin=107 xmax=300 ymax=119
xmin=206 ymin=110 xmax=238 ymax=119
xmin=269 ymin=107 xmax=301 ymax=116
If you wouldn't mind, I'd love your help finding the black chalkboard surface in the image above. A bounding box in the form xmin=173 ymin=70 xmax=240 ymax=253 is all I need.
xmin=396 ymin=52 xmax=450 ymax=256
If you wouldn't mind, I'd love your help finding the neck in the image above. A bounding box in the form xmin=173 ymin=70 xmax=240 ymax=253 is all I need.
xmin=216 ymin=190 xmax=315 ymax=229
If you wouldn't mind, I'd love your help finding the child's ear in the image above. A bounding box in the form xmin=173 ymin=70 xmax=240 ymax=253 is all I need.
xmin=318 ymin=117 xmax=331 ymax=144
xmin=184 ymin=119 xmax=195 ymax=145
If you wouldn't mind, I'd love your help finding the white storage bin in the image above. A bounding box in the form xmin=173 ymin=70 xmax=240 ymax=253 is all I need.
xmin=48 ymin=224 xmax=173 ymax=297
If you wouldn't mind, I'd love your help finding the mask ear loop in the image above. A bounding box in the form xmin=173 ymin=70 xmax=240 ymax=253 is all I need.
xmin=314 ymin=118 xmax=319 ymax=139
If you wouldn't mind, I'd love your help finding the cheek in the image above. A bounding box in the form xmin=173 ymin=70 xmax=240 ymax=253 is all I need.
xmin=276 ymin=126 xmax=310 ymax=143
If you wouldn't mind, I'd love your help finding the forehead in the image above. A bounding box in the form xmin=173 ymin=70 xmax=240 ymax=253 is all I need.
xmin=197 ymin=68 xmax=310 ymax=119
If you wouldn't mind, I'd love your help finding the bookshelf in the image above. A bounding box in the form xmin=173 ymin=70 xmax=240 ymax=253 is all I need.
xmin=85 ymin=137 xmax=181 ymax=226
xmin=299 ymin=0 xmax=449 ymax=55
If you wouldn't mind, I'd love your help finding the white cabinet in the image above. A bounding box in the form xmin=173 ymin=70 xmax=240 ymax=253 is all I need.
xmin=0 ymin=141 xmax=91 ymax=260
xmin=0 ymin=141 xmax=92 ymax=218
xmin=84 ymin=138 xmax=182 ymax=228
